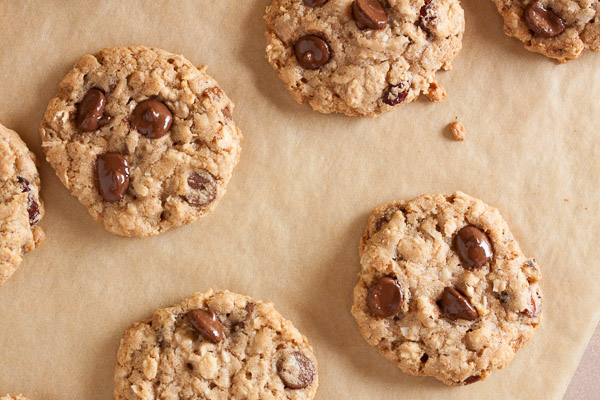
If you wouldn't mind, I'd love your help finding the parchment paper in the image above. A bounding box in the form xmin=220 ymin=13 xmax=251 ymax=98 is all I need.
xmin=0 ymin=1 xmax=598 ymax=399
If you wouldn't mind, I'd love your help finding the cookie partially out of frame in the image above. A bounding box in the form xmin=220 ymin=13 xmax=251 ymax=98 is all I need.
xmin=40 ymin=46 xmax=242 ymax=237
xmin=264 ymin=0 xmax=464 ymax=117
xmin=0 ymin=123 xmax=45 ymax=284
xmin=352 ymin=191 xmax=542 ymax=385
xmin=492 ymin=0 xmax=600 ymax=62
xmin=114 ymin=289 xmax=318 ymax=399
xmin=1 ymin=395 xmax=30 ymax=400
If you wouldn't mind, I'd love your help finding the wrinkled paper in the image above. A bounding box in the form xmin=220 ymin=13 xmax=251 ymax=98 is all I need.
xmin=0 ymin=1 xmax=598 ymax=399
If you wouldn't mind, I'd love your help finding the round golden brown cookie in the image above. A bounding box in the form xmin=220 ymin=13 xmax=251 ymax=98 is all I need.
xmin=351 ymin=191 xmax=542 ymax=385
xmin=0 ymin=123 xmax=45 ymax=284
xmin=114 ymin=289 xmax=318 ymax=399
xmin=264 ymin=0 xmax=464 ymax=117
xmin=40 ymin=46 xmax=242 ymax=237
xmin=492 ymin=0 xmax=600 ymax=62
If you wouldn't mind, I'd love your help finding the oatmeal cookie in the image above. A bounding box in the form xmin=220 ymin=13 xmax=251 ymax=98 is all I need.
xmin=0 ymin=123 xmax=45 ymax=284
xmin=264 ymin=0 xmax=465 ymax=117
xmin=492 ymin=0 xmax=600 ymax=62
xmin=352 ymin=191 xmax=542 ymax=385
xmin=40 ymin=46 xmax=242 ymax=237
xmin=114 ymin=289 xmax=318 ymax=399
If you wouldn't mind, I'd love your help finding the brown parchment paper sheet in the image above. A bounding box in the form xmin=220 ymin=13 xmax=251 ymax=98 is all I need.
xmin=0 ymin=1 xmax=599 ymax=399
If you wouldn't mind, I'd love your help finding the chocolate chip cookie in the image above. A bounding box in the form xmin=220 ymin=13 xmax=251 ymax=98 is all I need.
xmin=114 ymin=289 xmax=318 ymax=399
xmin=352 ymin=192 xmax=542 ymax=385
xmin=264 ymin=0 xmax=465 ymax=117
xmin=0 ymin=123 xmax=45 ymax=284
xmin=492 ymin=0 xmax=600 ymax=62
xmin=1 ymin=395 xmax=29 ymax=400
xmin=40 ymin=46 xmax=242 ymax=237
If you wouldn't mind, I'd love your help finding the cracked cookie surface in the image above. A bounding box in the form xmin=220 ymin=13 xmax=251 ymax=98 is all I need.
xmin=0 ymin=123 xmax=45 ymax=284
xmin=492 ymin=0 xmax=600 ymax=62
xmin=351 ymin=191 xmax=542 ymax=385
xmin=40 ymin=46 xmax=242 ymax=237
xmin=264 ymin=0 xmax=464 ymax=117
xmin=114 ymin=289 xmax=318 ymax=399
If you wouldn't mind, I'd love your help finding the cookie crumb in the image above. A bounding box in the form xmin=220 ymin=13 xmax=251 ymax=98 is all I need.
xmin=563 ymin=198 xmax=569 ymax=202
xmin=426 ymin=82 xmax=447 ymax=102
xmin=449 ymin=121 xmax=466 ymax=141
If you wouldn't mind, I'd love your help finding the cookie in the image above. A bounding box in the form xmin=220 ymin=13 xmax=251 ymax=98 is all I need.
xmin=0 ymin=123 xmax=45 ymax=284
xmin=351 ymin=191 xmax=542 ymax=385
xmin=264 ymin=0 xmax=464 ymax=117
xmin=0 ymin=395 xmax=30 ymax=400
xmin=492 ymin=0 xmax=600 ymax=62
xmin=114 ymin=289 xmax=318 ymax=399
xmin=40 ymin=46 xmax=242 ymax=237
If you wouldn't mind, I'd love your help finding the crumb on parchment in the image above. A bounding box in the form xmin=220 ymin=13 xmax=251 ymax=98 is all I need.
xmin=449 ymin=121 xmax=466 ymax=141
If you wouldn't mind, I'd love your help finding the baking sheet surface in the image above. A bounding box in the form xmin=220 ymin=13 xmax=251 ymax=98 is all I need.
xmin=0 ymin=1 xmax=599 ymax=399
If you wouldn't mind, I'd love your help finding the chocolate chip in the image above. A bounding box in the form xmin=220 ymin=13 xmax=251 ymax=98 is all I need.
xmin=304 ymin=0 xmax=328 ymax=6
xmin=186 ymin=170 xmax=217 ymax=207
xmin=382 ymin=83 xmax=409 ymax=106
xmin=463 ymin=375 xmax=481 ymax=385
xmin=419 ymin=0 xmax=437 ymax=34
xmin=294 ymin=35 xmax=331 ymax=69
xmin=525 ymin=2 xmax=565 ymax=38
xmin=17 ymin=177 xmax=40 ymax=225
xmin=437 ymin=287 xmax=479 ymax=321
xmin=76 ymin=88 xmax=106 ymax=132
xmin=420 ymin=353 xmax=429 ymax=363
xmin=367 ymin=277 xmax=403 ymax=318
xmin=188 ymin=309 xmax=224 ymax=344
xmin=98 ymin=115 xmax=112 ymax=128
xmin=277 ymin=351 xmax=315 ymax=389
xmin=454 ymin=225 xmax=493 ymax=270
xmin=353 ymin=0 xmax=388 ymax=30
xmin=96 ymin=153 xmax=130 ymax=202
xmin=130 ymin=99 xmax=173 ymax=139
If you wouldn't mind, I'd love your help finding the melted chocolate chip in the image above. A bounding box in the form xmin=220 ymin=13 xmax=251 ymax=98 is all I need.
xmin=188 ymin=309 xmax=224 ymax=344
xmin=96 ymin=153 xmax=130 ymax=202
xmin=294 ymin=35 xmax=331 ymax=69
xmin=76 ymin=88 xmax=106 ymax=132
xmin=130 ymin=99 xmax=173 ymax=139
xmin=353 ymin=0 xmax=388 ymax=30
xmin=367 ymin=277 xmax=403 ymax=318
xmin=186 ymin=170 xmax=217 ymax=207
xmin=17 ymin=177 xmax=40 ymax=225
xmin=98 ymin=115 xmax=112 ymax=128
xmin=277 ymin=351 xmax=315 ymax=389
xmin=463 ymin=375 xmax=481 ymax=385
xmin=525 ymin=2 xmax=565 ymax=38
xmin=437 ymin=287 xmax=479 ymax=321
xmin=382 ymin=83 xmax=409 ymax=106
xmin=454 ymin=225 xmax=493 ymax=270
xmin=304 ymin=0 xmax=328 ymax=6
